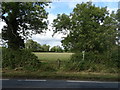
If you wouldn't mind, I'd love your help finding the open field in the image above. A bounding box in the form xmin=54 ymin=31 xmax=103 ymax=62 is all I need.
xmin=34 ymin=52 xmax=73 ymax=61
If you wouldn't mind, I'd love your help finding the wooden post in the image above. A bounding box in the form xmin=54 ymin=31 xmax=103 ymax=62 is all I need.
xmin=57 ymin=59 xmax=60 ymax=69
xmin=82 ymin=51 xmax=85 ymax=61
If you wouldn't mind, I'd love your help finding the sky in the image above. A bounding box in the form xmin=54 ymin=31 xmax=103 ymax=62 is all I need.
xmin=0 ymin=0 xmax=119 ymax=47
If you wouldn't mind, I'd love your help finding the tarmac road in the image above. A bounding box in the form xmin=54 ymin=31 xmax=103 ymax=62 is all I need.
xmin=1 ymin=79 xmax=120 ymax=88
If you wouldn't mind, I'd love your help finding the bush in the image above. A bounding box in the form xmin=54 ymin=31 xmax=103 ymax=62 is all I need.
xmin=40 ymin=62 xmax=57 ymax=72
xmin=65 ymin=50 xmax=119 ymax=72
xmin=64 ymin=60 xmax=91 ymax=71
xmin=2 ymin=48 xmax=41 ymax=71
xmin=70 ymin=51 xmax=105 ymax=62
xmin=108 ymin=46 xmax=119 ymax=68
xmin=71 ymin=52 xmax=105 ymax=64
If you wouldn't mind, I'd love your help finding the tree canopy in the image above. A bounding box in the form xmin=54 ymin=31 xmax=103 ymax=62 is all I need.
xmin=53 ymin=2 xmax=117 ymax=53
xmin=50 ymin=45 xmax=63 ymax=52
xmin=25 ymin=39 xmax=41 ymax=51
xmin=25 ymin=39 xmax=50 ymax=52
xmin=1 ymin=2 xmax=49 ymax=50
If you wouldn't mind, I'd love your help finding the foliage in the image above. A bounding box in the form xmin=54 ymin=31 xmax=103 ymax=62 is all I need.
xmin=52 ymin=2 xmax=119 ymax=72
xmin=53 ymin=2 xmax=117 ymax=53
xmin=1 ymin=2 xmax=49 ymax=50
xmin=25 ymin=39 xmax=42 ymax=52
xmin=116 ymin=9 xmax=120 ymax=45
xmin=50 ymin=45 xmax=63 ymax=52
xmin=2 ymin=48 xmax=41 ymax=71
xmin=42 ymin=44 xmax=50 ymax=52
xmin=40 ymin=62 xmax=57 ymax=72
xmin=107 ymin=45 xmax=119 ymax=68
xmin=25 ymin=39 xmax=50 ymax=52
xmin=65 ymin=52 xmax=95 ymax=71
xmin=64 ymin=45 xmax=119 ymax=72
xmin=25 ymin=39 xmax=64 ymax=52
xmin=116 ymin=9 xmax=120 ymax=22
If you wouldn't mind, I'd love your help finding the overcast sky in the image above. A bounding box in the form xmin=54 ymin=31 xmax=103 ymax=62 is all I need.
xmin=0 ymin=0 xmax=119 ymax=47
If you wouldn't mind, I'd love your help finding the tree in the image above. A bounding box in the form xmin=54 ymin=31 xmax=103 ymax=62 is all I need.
xmin=25 ymin=40 xmax=50 ymax=52
xmin=53 ymin=2 xmax=117 ymax=53
xmin=25 ymin=39 xmax=42 ymax=52
xmin=41 ymin=44 xmax=50 ymax=52
xmin=50 ymin=45 xmax=63 ymax=52
xmin=1 ymin=2 xmax=49 ymax=50
xmin=116 ymin=9 xmax=120 ymax=45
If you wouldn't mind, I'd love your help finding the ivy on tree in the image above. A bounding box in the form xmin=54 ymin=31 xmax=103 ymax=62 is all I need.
xmin=1 ymin=2 xmax=49 ymax=50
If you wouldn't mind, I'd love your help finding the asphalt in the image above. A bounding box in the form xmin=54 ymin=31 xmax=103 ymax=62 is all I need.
xmin=1 ymin=79 xmax=120 ymax=89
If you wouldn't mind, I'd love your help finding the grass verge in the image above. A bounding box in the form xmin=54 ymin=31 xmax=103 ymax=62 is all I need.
xmin=2 ymin=69 xmax=119 ymax=81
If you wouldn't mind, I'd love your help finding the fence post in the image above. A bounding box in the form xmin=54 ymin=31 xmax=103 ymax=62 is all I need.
xmin=57 ymin=59 xmax=60 ymax=69
xmin=82 ymin=51 xmax=85 ymax=61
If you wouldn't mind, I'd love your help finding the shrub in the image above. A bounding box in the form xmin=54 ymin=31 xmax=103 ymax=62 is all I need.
xmin=2 ymin=48 xmax=41 ymax=71
xmin=40 ymin=62 xmax=57 ymax=72
xmin=65 ymin=51 xmax=117 ymax=72
xmin=64 ymin=52 xmax=91 ymax=71
xmin=108 ymin=46 xmax=119 ymax=68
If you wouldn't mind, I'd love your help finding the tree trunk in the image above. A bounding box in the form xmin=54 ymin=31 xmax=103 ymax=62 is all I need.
xmin=2 ymin=14 xmax=25 ymax=50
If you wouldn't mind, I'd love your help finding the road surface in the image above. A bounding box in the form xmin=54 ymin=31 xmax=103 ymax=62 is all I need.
xmin=1 ymin=79 xmax=120 ymax=88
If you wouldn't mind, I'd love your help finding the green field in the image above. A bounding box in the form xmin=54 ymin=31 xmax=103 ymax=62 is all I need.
xmin=34 ymin=52 xmax=73 ymax=61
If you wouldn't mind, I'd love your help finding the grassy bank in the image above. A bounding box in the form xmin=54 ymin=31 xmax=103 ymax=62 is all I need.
xmin=2 ymin=69 xmax=119 ymax=81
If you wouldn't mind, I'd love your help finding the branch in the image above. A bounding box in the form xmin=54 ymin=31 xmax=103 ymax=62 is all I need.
xmin=2 ymin=15 xmax=9 ymax=25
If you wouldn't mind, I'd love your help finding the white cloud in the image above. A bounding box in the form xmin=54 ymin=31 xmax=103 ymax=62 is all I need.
xmin=68 ymin=2 xmax=118 ymax=14
xmin=68 ymin=1 xmax=87 ymax=9
xmin=68 ymin=2 xmax=77 ymax=9
xmin=50 ymin=0 xmax=119 ymax=2
xmin=32 ymin=33 xmax=62 ymax=47
xmin=67 ymin=0 xmax=119 ymax=2
xmin=107 ymin=7 xmax=118 ymax=13
xmin=0 ymin=21 xmax=6 ymax=33
xmin=0 ymin=21 xmax=6 ymax=46
xmin=45 ymin=3 xmax=56 ymax=13
xmin=91 ymin=0 xmax=119 ymax=2
xmin=32 ymin=30 xmax=65 ymax=47
xmin=32 ymin=13 xmax=66 ymax=47
xmin=48 ymin=13 xmax=57 ymax=24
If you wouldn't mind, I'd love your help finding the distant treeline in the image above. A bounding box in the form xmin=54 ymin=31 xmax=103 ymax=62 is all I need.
xmin=25 ymin=39 xmax=65 ymax=52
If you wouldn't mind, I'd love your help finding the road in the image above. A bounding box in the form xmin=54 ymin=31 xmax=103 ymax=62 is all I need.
xmin=1 ymin=79 xmax=120 ymax=88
